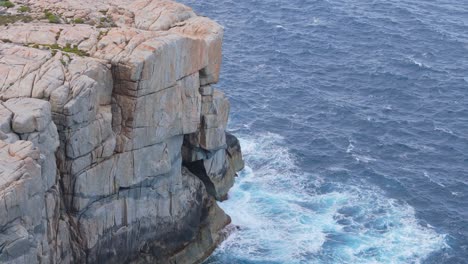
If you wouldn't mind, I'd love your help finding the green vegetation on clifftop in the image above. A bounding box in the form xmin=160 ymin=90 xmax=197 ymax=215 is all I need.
xmin=44 ymin=10 xmax=60 ymax=23
xmin=0 ymin=1 xmax=15 ymax=8
xmin=0 ymin=14 xmax=32 ymax=26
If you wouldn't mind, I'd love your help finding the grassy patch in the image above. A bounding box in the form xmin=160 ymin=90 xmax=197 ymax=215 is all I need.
xmin=96 ymin=15 xmax=116 ymax=28
xmin=0 ymin=1 xmax=14 ymax=8
xmin=97 ymin=30 xmax=109 ymax=41
xmin=28 ymin=42 xmax=88 ymax=57
xmin=61 ymin=43 xmax=88 ymax=56
xmin=18 ymin=5 xmax=30 ymax=12
xmin=0 ymin=14 xmax=32 ymax=26
xmin=44 ymin=10 xmax=60 ymax=24
xmin=41 ymin=43 xmax=89 ymax=57
xmin=73 ymin=18 xmax=84 ymax=24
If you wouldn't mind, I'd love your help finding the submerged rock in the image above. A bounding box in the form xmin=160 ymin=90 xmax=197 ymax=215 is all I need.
xmin=0 ymin=0 xmax=244 ymax=263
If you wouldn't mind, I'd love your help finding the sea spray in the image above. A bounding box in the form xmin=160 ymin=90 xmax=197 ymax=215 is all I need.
xmin=206 ymin=132 xmax=447 ymax=264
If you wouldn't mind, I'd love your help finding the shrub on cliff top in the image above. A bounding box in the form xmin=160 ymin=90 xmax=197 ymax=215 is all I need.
xmin=0 ymin=14 xmax=32 ymax=26
xmin=0 ymin=1 xmax=15 ymax=8
xmin=43 ymin=43 xmax=89 ymax=57
xmin=19 ymin=6 xmax=30 ymax=12
xmin=73 ymin=18 xmax=84 ymax=24
xmin=62 ymin=43 xmax=89 ymax=56
xmin=44 ymin=10 xmax=60 ymax=24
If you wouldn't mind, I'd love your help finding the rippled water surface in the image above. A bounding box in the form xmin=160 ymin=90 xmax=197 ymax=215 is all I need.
xmin=179 ymin=0 xmax=468 ymax=263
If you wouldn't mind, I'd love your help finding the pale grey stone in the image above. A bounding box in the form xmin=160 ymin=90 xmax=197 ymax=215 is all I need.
xmin=5 ymin=98 xmax=52 ymax=134
xmin=0 ymin=1 xmax=243 ymax=263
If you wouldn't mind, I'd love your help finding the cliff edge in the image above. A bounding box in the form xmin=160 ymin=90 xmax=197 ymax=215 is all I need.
xmin=0 ymin=0 xmax=244 ymax=263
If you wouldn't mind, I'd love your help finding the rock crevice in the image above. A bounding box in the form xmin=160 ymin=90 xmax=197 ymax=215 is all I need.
xmin=0 ymin=0 xmax=244 ymax=263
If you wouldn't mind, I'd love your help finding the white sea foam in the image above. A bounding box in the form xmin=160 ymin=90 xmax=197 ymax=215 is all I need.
xmin=383 ymin=104 xmax=393 ymax=110
xmin=423 ymin=171 xmax=446 ymax=188
xmin=347 ymin=138 xmax=377 ymax=163
xmin=308 ymin=17 xmax=322 ymax=26
xmin=207 ymin=132 xmax=448 ymax=263
xmin=352 ymin=154 xmax=377 ymax=163
xmin=411 ymin=59 xmax=424 ymax=67
xmin=253 ymin=63 xmax=266 ymax=72
xmin=434 ymin=125 xmax=454 ymax=135
xmin=346 ymin=139 xmax=355 ymax=153
xmin=407 ymin=56 xmax=429 ymax=68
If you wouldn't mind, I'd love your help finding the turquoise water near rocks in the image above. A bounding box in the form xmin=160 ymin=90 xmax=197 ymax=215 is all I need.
xmin=179 ymin=0 xmax=468 ymax=263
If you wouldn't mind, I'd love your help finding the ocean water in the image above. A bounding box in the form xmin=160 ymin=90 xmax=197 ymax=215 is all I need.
xmin=179 ymin=0 xmax=468 ymax=263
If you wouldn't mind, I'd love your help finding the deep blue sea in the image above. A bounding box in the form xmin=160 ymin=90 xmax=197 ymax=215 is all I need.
xmin=179 ymin=0 xmax=468 ymax=263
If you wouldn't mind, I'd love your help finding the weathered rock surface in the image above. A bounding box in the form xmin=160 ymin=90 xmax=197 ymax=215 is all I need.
xmin=0 ymin=0 xmax=243 ymax=263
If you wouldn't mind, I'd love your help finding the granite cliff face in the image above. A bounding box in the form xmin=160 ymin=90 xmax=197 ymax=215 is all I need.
xmin=0 ymin=0 xmax=244 ymax=263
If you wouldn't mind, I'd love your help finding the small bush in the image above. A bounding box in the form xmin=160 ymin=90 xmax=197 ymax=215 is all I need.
xmin=47 ymin=14 xmax=60 ymax=23
xmin=49 ymin=43 xmax=60 ymax=49
xmin=0 ymin=1 xmax=15 ymax=8
xmin=0 ymin=14 xmax=32 ymax=26
xmin=97 ymin=30 xmax=108 ymax=40
xmin=73 ymin=18 xmax=84 ymax=24
xmin=19 ymin=6 xmax=30 ymax=12
xmin=44 ymin=10 xmax=60 ymax=24
xmin=62 ymin=43 xmax=89 ymax=56
xmin=44 ymin=43 xmax=89 ymax=57
xmin=0 ymin=1 xmax=14 ymax=8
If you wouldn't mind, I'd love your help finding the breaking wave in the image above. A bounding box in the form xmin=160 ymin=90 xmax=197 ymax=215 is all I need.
xmin=205 ymin=133 xmax=447 ymax=264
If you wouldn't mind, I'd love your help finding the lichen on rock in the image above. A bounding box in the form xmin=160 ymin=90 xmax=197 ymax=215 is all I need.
xmin=0 ymin=0 xmax=243 ymax=263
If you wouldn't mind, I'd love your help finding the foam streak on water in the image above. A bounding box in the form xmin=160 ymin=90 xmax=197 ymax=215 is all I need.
xmin=205 ymin=133 xmax=447 ymax=264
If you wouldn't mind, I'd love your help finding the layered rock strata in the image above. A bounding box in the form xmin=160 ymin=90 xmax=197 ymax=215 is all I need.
xmin=0 ymin=1 xmax=244 ymax=263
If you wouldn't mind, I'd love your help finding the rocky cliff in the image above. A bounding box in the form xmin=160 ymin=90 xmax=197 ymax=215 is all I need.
xmin=0 ymin=0 xmax=244 ymax=263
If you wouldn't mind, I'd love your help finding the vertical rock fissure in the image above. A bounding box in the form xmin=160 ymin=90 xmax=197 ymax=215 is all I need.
xmin=183 ymin=159 xmax=217 ymax=199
